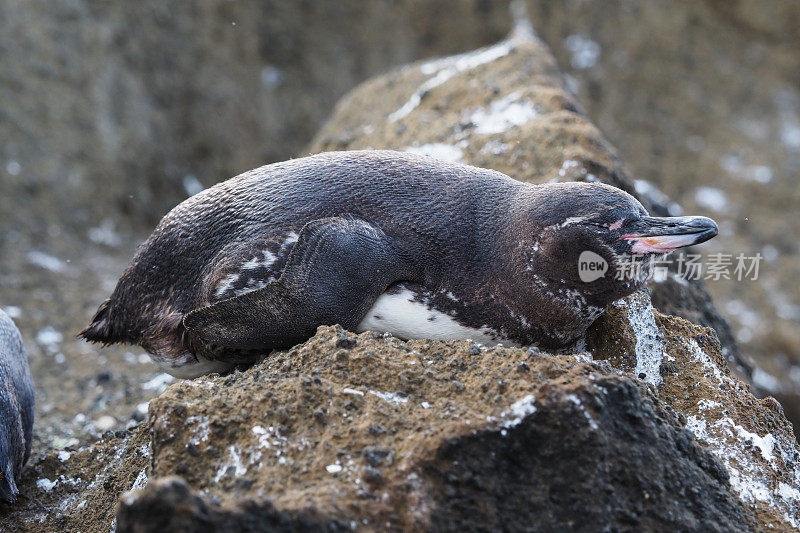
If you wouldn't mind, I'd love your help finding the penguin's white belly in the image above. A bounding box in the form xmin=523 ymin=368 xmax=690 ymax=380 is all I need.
xmin=355 ymin=288 xmax=509 ymax=346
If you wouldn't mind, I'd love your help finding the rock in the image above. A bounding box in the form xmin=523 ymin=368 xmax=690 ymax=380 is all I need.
xmin=0 ymin=426 xmax=149 ymax=531
xmin=307 ymin=16 xmax=748 ymax=383
xmin=425 ymin=372 xmax=751 ymax=532
xmin=116 ymin=477 xmax=349 ymax=533
xmin=116 ymin=312 xmax=798 ymax=531
xmin=3 ymin=305 xmax=799 ymax=530
xmin=0 ymin=0 xmax=512 ymax=232
xmin=590 ymin=292 xmax=800 ymax=529
xmin=119 ymin=324 xmax=756 ymax=531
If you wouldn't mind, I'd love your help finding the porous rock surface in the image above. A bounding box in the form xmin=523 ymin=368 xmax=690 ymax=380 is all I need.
xmin=3 ymin=294 xmax=799 ymax=531
xmin=0 ymin=425 xmax=150 ymax=531
xmin=590 ymin=292 xmax=800 ymax=530
xmin=117 ymin=320 xmax=764 ymax=532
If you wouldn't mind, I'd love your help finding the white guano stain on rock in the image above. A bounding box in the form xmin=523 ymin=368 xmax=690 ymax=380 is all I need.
xmin=500 ymin=394 xmax=537 ymax=428
xmin=615 ymin=292 xmax=666 ymax=387
xmin=685 ymin=338 xmax=727 ymax=385
xmin=565 ymin=393 xmax=599 ymax=430
xmin=734 ymin=425 xmax=776 ymax=463
xmin=213 ymin=445 xmax=248 ymax=483
xmin=389 ymin=39 xmax=515 ymax=122
xmin=186 ymin=415 xmax=210 ymax=446
xmin=679 ymin=335 xmax=800 ymax=527
xmin=779 ymin=483 xmax=800 ymax=502
xmin=251 ymin=425 xmax=289 ymax=454
xmin=368 ymin=390 xmax=408 ymax=405
xmin=130 ymin=467 xmax=148 ymax=491
xmin=686 ymin=413 xmax=800 ymax=528
xmin=469 ymin=92 xmax=539 ymax=135
xmin=36 ymin=478 xmax=58 ymax=492
xmin=404 ymin=143 xmax=463 ymax=163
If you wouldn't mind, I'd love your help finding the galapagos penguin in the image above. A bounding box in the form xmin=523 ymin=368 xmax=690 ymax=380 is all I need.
xmin=80 ymin=150 xmax=718 ymax=378
xmin=0 ymin=308 xmax=34 ymax=503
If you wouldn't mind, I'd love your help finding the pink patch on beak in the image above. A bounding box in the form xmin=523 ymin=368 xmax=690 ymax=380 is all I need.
xmin=608 ymin=219 xmax=624 ymax=231
xmin=624 ymin=234 xmax=702 ymax=254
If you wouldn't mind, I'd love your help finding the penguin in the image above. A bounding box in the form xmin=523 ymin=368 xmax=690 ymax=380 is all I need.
xmin=80 ymin=150 xmax=718 ymax=378
xmin=0 ymin=308 xmax=34 ymax=503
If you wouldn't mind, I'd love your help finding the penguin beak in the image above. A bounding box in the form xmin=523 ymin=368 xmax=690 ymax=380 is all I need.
xmin=621 ymin=216 xmax=718 ymax=254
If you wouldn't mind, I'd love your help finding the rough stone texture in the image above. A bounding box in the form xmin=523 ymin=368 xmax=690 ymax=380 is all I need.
xmin=135 ymin=326 xmax=760 ymax=532
xmin=307 ymin=23 xmax=748 ymax=380
xmin=422 ymin=369 xmax=752 ymax=532
xmin=0 ymin=426 xmax=149 ymax=531
xmin=594 ymin=295 xmax=800 ymax=530
xmin=8 ymin=305 xmax=800 ymax=531
xmin=116 ymin=477 xmax=351 ymax=533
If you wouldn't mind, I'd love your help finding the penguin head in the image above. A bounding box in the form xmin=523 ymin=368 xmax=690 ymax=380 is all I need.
xmin=529 ymin=182 xmax=718 ymax=303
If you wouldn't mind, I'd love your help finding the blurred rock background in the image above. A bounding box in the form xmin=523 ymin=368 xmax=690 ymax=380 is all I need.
xmin=1 ymin=0 xmax=798 ymax=450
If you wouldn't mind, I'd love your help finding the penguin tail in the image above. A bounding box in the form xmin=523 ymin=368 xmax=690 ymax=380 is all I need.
xmin=78 ymin=299 xmax=121 ymax=345
xmin=0 ymin=470 xmax=19 ymax=504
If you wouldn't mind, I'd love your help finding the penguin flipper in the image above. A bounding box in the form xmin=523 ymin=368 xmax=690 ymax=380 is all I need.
xmin=184 ymin=217 xmax=419 ymax=357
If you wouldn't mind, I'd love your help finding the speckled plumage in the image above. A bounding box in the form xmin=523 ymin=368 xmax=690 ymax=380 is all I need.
xmin=0 ymin=309 xmax=34 ymax=503
xmin=80 ymin=150 xmax=717 ymax=377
